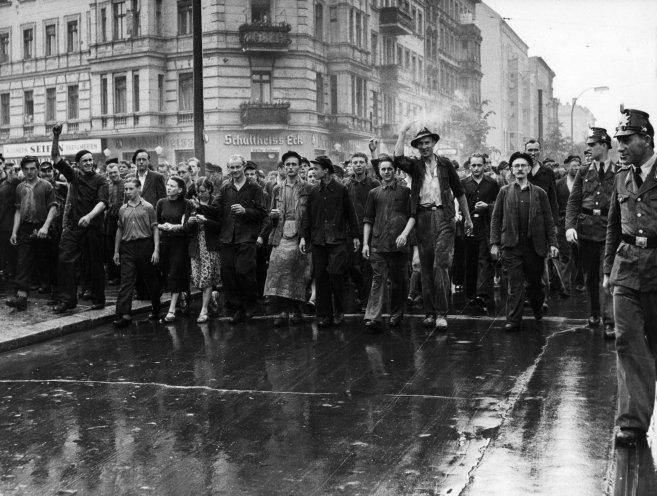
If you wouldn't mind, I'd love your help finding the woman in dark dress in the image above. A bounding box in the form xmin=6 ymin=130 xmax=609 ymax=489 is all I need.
xmin=156 ymin=176 xmax=191 ymax=322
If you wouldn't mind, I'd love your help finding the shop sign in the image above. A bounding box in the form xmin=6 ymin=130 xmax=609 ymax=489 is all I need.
xmin=2 ymin=139 xmax=102 ymax=157
xmin=224 ymin=134 xmax=304 ymax=146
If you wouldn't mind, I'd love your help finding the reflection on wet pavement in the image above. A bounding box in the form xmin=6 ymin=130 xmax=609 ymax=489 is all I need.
xmin=0 ymin=295 xmax=645 ymax=495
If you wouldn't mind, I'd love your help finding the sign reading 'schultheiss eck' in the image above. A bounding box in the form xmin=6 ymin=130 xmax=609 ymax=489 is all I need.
xmin=1 ymin=139 xmax=102 ymax=159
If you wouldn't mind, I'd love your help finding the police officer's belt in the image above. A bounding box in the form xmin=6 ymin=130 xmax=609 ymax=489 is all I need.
xmin=417 ymin=204 xmax=443 ymax=211
xmin=622 ymin=234 xmax=657 ymax=249
xmin=582 ymin=207 xmax=609 ymax=216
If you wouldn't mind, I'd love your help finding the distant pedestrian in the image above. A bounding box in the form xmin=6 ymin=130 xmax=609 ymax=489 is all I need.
xmin=105 ymin=164 xmax=124 ymax=285
xmin=112 ymin=178 xmax=161 ymax=328
xmin=490 ymin=152 xmax=558 ymax=332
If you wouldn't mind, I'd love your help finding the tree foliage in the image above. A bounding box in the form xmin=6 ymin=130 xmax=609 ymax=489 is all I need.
xmin=542 ymin=121 xmax=572 ymax=163
xmin=450 ymin=100 xmax=499 ymax=158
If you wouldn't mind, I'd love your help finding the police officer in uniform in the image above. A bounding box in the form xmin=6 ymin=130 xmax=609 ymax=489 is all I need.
xmin=604 ymin=107 xmax=657 ymax=446
xmin=566 ymin=127 xmax=616 ymax=339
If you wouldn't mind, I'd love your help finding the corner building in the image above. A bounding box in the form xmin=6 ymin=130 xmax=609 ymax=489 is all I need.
xmin=0 ymin=0 xmax=482 ymax=168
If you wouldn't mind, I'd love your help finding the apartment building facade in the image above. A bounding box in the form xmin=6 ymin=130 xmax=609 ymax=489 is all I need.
xmin=0 ymin=0 xmax=483 ymax=167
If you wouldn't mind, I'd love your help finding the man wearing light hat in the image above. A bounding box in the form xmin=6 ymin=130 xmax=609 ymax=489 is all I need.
xmin=603 ymin=107 xmax=657 ymax=446
xmin=565 ymin=127 xmax=616 ymax=339
xmin=394 ymin=120 xmax=473 ymax=330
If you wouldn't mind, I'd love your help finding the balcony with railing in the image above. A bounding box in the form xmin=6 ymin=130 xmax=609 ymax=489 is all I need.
xmin=239 ymin=23 xmax=292 ymax=53
xmin=240 ymin=101 xmax=290 ymax=127
xmin=325 ymin=114 xmax=372 ymax=134
xmin=67 ymin=122 xmax=79 ymax=133
xmin=177 ymin=112 xmax=194 ymax=125
xmin=379 ymin=64 xmax=413 ymax=89
xmin=379 ymin=7 xmax=413 ymax=36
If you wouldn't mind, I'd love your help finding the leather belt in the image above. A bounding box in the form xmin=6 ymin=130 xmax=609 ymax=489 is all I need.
xmin=582 ymin=207 xmax=609 ymax=217
xmin=622 ymin=233 xmax=657 ymax=249
xmin=417 ymin=204 xmax=443 ymax=211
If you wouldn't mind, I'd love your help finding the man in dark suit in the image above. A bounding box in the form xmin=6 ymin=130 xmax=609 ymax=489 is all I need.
xmin=133 ymin=149 xmax=166 ymax=208
xmin=490 ymin=151 xmax=558 ymax=332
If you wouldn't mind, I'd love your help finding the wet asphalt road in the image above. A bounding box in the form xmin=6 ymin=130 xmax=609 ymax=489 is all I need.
xmin=0 ymin=293 xmax=655 ymax=495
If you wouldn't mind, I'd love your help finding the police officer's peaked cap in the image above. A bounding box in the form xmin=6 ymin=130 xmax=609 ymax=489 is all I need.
xmin=614 ymin=106 xmax=654 ymax=138
xmin=410 ymin=127 xmax=440 ymax=148
xmin=586 ymin=127 xmax=612 ymax=146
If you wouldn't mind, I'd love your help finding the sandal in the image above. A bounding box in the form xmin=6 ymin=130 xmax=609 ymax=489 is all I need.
xmin=196 ymin=313 xmax=209 ymax=323
xmin=161 ymin=312 xmax=176 ymax=323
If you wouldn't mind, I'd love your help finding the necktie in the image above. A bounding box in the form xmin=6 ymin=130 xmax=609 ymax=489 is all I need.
xmin=598 ymin=162 xmax=604 ymax=181
xmin=634 ymin=166 xmax=643 ymax=188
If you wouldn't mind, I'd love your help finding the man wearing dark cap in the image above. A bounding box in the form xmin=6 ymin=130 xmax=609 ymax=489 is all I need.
xmin=0 ymin=155 xmax=20 ymax=293
xmin=604 ymin=107 xmax=657 ymax=447
xmin=566 ymin=127 xmax=616 ymax=338
xmin=50 ymin=124 xmax=109 ymax=312
xmin=6 ymin=156 xmax=58 ymax=310
xmin=300 ymin=156 xmax=360 ymax=327
xmin=393 ymin=120 xmax=473 ymax=330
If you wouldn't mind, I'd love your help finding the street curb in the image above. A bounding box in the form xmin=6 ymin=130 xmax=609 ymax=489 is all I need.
xmin=0 ymin=294 xmax=192 ymax=353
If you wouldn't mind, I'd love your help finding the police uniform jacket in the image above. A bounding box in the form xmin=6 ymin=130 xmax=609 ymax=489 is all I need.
xmin=565 ymin=161 xmax=616 ymax=242
xmin=605 ymin=154 xmax=657 ymax=291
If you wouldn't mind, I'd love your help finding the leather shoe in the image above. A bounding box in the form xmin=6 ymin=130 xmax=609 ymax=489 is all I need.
xmin=504 ymin=323 xmax=521 ymax=332
xmin=290 ymin=313 xmax=303 ymax=324
xmin=333 ymin=313 xmax=345 ymax=325
xmin=80 ymin=290 xmax=92 ymax=300
xmin=615 ymin=428 xmax=644 ymax=447
xmin=147 ymin=312 xmax=159 ymax=321
xmin=229 ymin=311 xmax=245 ymax=324
xmin=533 ymin=306 xmax=543 ymax=320
xmin=389 ymin=316 xmax=402 ymax=327
xmin=112 ymin=317 xmax=132 ymax=328
xmin=588 ymin=316 xmax=601 ymax=327
xmin=364 ymin=319 xmax=380 ymax=328
xmin=6 ymin=295 xmax=27 ymax=311
xmin=53 ymin=302 xmax=76 ymax=313
xmin=317 ymin=316 xmax=332 ymax=328
xmin=90 ymin=303 xmax=105 ymax=310
xmin=603 ymin=324 xmax=616 ymax=340
xmin=422 ymin=315 xmax=436 ymax=328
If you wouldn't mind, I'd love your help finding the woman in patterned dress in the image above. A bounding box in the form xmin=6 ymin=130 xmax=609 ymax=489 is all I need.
xmin=186 ymin=177 xmax=221 ymax=323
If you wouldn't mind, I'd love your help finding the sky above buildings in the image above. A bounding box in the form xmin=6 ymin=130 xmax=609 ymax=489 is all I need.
xmin=484 ymin=0 xmax=657 ymax=135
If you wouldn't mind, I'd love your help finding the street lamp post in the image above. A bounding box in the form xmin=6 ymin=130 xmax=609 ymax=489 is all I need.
xmin=570 ymin=86 xmax=609 ymax=149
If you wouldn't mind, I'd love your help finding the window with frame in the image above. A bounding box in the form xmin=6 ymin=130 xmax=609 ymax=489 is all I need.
xmin=155 ymin=0 xmax=163 ymax=36
xmin=316 ymin=73 xmax=324 ymax=114
xmin=24 ymin=90 xmax=34 ymax=123
xmin=351 ymin=76 xmax=365 ymax=117
xmin=45 ymin=25 xmax=56 ymax=56
xmin=130 ymin=0 xmax=141 ymax=36
xmin=251 ymin=0 xmax=271 ymax=23
xmin=330 ymin=74 xmax=337 ymax=114
xmin=100 ymin=8 xmax=108 ymax=42
xmin=67 ymin=20 xmax=79 ymax=52
xmin=46 ymin=87 xmax=57 ymax=122
xmin=68 ymin=85 xmax=79 ymax=119
xmin=355 ymin=12 xmax=362 ymax=47
xmin=329 ymin=7 xmax=337 ymax=42
xmin=0 ymin=93 xmax=9 ymax=126
xmin=114 ymin=76 xmax=127 ymax=113
xmin=101 ymin=76 xmax=108 ymax=114
xmin=177 ymin=1 xmax=192 ymax=35
xmin=0 ymin=33 xmax=9 ymax=64
xmin=158 ymin=74 xmax=164 ymax=111
xmin=178 ymin=73 xmax=193 ymax=111
xmin=133 ymin=73 xmax=140 ymax=112
xmin=314 ymin=3 xmax=323 ymax=40
xmin=113 ymin=1 xmax=127 ymax=40
xmin=251 ymin=72 xmax=271 ymax=103
xmin=23 ymin=28 xmax=34 ymax=60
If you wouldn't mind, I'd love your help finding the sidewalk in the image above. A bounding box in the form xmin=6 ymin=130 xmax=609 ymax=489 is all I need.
xmin=0 ymin=284 xmax=165 ymax=352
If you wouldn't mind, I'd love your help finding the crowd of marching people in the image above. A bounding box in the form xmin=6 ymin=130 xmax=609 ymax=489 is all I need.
xmin=1 ymin=108 xmax=657 ymax=447
xmin=0 ymin=118 xmax=634 ymax=335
